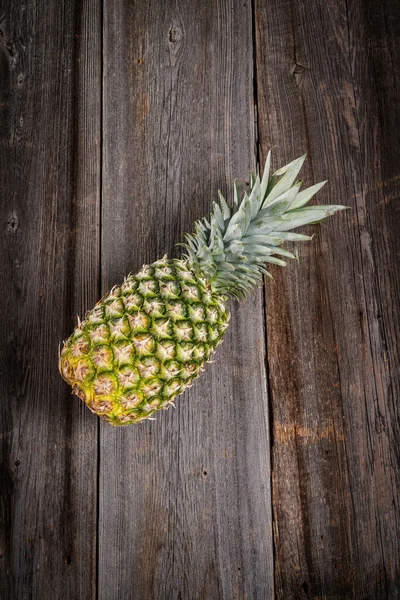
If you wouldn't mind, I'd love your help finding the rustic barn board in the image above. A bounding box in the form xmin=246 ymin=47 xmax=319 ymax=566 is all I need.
xmin=1 ymin=0 xmax=399 ymax=597
xmin=345 ymin=0 xmax=400 ymax=594
xmin=255 ymin=0 xmax=400 ymax=598
xmin=99 ymin=0 xmax=273 ymax=598
xmin=0 ymin=1 xmax=101 ymax=598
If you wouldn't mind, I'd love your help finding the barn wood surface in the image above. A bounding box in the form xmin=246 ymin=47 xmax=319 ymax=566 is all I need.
xmin=256 ymin=0 xmax=400 ymax=597
xmin=0 ymin=0 xmax=399 ymax=599
xmin=0 ymin=0 xmax=101 ymax=598
xmin=99 ymin=1 xmax=272 ymax=598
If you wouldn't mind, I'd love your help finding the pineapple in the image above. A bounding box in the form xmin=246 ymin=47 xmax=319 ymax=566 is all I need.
xmin=59 ymin=152 xmax=346 ymax=425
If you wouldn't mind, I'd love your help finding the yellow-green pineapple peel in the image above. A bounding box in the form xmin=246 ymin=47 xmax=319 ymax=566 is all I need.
xmin=59 ymin=152 xmax=346 ymax=425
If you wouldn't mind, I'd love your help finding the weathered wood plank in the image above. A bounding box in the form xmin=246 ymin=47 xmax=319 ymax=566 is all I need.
xmin=345 ymin=0 xmax=400 ymax=595
xmin=0 ymin=1 xmax=101 ymax=598
xmin=100 ymin=1 xmax=273 ymax=598
xmin=255 ymin=0 xmax=400 ymax=597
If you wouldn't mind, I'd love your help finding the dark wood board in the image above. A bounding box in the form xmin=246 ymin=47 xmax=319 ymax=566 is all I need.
xmin=99 ymin=0 xmax=273 ymax=598
xmin=0 ymin=1 xmax=101 ymax=598
xmin=1 ymin=0 xmax=399 ymax=598
xmin=255 ymin=0 xmax=400 ymax=597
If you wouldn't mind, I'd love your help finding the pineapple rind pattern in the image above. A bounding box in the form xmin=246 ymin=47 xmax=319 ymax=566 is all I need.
xmin=59 ymin=258 xmax=229 ymax=426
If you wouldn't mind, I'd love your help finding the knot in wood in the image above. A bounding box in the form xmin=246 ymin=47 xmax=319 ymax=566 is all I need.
xmin=169 ymin=26 xmax=182 ymax=44
xmin=292 ymin=63 xmax=305 ymax=75
xmin=7 ymin=214 xmax=19 ymax=233
xmin=292 ymin=63 xmax=306 ymax=86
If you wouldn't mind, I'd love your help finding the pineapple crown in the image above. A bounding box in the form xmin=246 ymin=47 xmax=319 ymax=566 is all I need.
xmin=181 ymin=151 xmax=347 ymax=300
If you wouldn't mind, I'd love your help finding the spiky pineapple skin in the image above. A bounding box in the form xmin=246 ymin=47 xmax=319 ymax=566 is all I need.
xmin=59 ymin=258 xmax=229 ymax=425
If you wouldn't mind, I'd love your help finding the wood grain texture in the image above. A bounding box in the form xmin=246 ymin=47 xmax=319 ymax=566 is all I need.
xmin=255 ymin=0 xmax=400 ymax=597
xmin=0 ymin=1 xmax=101 ymax=598
xmin=99 ymin=0 xmax=273 ymax=598
xmin=1 ymin=0 xmax=399 ymax=597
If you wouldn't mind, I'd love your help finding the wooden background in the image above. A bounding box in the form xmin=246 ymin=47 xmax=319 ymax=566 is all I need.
xmin=1 ymin=0 xmax=399 ymax=598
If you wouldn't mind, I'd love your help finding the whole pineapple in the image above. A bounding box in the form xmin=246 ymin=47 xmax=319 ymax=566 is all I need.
xmin=59 ymin=152 xmax=346 ymax=425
